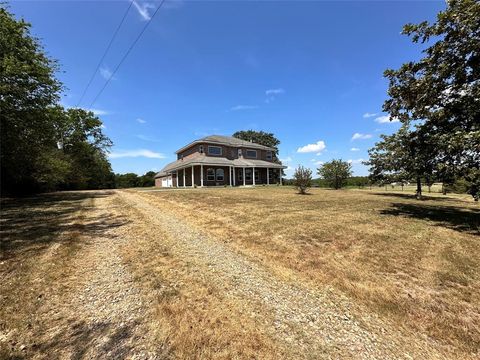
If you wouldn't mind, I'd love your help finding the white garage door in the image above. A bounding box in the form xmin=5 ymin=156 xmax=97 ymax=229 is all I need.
xmin=161 ymin=177 xmax=172 ymax=187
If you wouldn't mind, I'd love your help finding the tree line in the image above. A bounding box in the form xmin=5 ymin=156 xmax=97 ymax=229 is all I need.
xmin=1 ymin=7 xmax=116 ymax=195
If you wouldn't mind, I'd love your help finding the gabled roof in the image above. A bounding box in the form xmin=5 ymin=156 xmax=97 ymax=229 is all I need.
xmin=155 ymin=153 xmax=286 ymax=178
xmin=175 ymin=135 xmax=274 ymax=154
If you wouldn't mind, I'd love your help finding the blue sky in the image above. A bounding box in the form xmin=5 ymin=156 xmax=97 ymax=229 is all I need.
xmin=10 ymin=0 xmax=445 ymax=177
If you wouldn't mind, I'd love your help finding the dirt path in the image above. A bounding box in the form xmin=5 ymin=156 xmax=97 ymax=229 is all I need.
xmin=117 ymin=190 xmax=447 ymax=359
xmin=1 ymin=192 xmax=158 ymax=359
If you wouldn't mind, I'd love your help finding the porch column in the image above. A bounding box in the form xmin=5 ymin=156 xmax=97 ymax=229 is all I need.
xmin=267 ymin=168 xmax=270 ymax=185
xmin=243 ymin=167 xmax=246 ymax=186
xmin=229 ymin=166 xmax=232 ymax=186
xmin=279 ymin=169 xmax=282 ymax=185
xmin=233 ymin=167 xmax=236 ymax=186
xmin=183 ymin=168 xmax=186 ymax=188
xmin=252 ymin=167 xmax=256 ymax=186
xmin=191 ymin=165 xmax=194 ymax=187
xmin=175 ymin=171 xmax=178 ymax=187
xmin=200 ymin=165 xmax=204 ymax=187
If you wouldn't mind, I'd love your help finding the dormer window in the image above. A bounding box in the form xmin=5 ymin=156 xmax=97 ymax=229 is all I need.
xmin=208 ymin=146 xmax=222 ymax=156
xmin=199 ymin=145 xmax=204 ymax=153
xmin=266 ymin=151 xmax=272 ymax=161
xmin=245 ymin=149 xmax=257 ymax=158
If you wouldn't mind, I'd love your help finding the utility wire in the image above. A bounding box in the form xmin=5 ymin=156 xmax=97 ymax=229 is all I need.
xmin=88 ymin=0 xmax=166 ymax=109
xmin=76 ymin=0 xmax=134 ymax=107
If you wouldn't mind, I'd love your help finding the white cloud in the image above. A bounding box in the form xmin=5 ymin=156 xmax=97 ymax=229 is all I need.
xmin=363 ymin=112 xmax=377 ymax=118
xmin=284 ymin=165 xmax=295 ymax=177
xmin=280 ymin=156 xmax=292 ymax=163
xmin=88 ymin=108 xmax=109 ymax=116
xmin=297 ymin=140 xmax=326 ymax=153
xmin=265 ymin=88 xmax=285 ymax=103
xmin=351 ymin=133 xmax=372 ymax=141
xmin=265 ymin=88 xmax=285 ymax=96
xmin=136 ymin=118 xmax=146 ymax=124
xmin=109 ymin=149 xmax=166 ymax=159
xmin=314 ymin=160 xmax=324 ymax=166
xmin=132 ymin=0 xmax=155 ymax=21
xmin=375 ymin=115 xmax=400 ymax=124
xmin=230 ymin=105 xmax=258 ymax=111
xmin=348 ymin=158 xmax=365 ymax=164
xmin=350 ymin=147 xmax=360 ymax=151
xmin=100 ymin=67 xmax=114 ymax=80
xmin=101 ymin=124 xmax=107 ymax=129
xmin=136 ymin=134 xmax=161 ymax=142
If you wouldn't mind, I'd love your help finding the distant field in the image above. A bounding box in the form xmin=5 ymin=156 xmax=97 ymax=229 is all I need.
xmin=139 ymin=186 xmax=480 ymax=355
xmin=1 ymin=187 xmax=478 ymax=358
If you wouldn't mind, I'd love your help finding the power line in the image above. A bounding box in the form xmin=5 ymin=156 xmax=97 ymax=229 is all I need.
xmin=76 ymin=0 xmax=134 ymax=108
xmin=88 ymin=0 xmax=166 ymax=109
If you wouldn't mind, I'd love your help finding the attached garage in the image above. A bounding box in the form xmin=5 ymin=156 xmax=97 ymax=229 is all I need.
xmin=154 ymin=172 xmax=177 ymax=188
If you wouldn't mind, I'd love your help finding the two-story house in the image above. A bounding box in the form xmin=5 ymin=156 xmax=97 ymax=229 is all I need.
xmin=154 ymin=135 xmax=286 ymax=187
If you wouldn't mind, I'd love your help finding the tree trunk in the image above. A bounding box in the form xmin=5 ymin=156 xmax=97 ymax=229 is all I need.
xmin=416 ymin=176 xmax=422 ymax=200
xmin=442 ymin=183 xmax=447 ymax=195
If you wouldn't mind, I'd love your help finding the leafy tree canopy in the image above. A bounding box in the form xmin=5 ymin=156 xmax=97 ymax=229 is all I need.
xmin=368 ymin=0 xmax=480 ymax=200
xmin=1 ymin=7 xmax=114 ymax=194
xmin=317 ymin=159 xmax=352 ymax=190
xmin=232 ymin=130 xmax=281 ymax=161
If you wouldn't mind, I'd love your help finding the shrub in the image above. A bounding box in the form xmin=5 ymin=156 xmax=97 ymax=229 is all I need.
xmin=293 ymin=166 xmax=312 ymax=195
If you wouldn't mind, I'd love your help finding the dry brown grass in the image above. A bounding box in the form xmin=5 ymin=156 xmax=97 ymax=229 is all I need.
xmin=114 ymin=194 xmax=291 ymax=359
xmin=136 ymin=186 xmax=480 ymax=356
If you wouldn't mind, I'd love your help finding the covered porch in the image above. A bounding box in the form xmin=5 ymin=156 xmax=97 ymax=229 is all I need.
xmin=171 ymin=165 xmax=283 ymax=187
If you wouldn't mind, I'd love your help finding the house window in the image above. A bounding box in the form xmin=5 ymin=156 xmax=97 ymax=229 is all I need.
xmin=207 ymin=168 xmax=215 ymax=181
xmin=245 ymin=149 xmax=257 ymax=158
xmin=255 ymin=169 xmax=260 ymax=182
xmin=245 ymin=168 xmax=252 ymax=181
xmin=216 ymin=168 xmax=224 ymax=181
xmin=208 ymin=146 xmax=222 ymax=156
xmin=266 ymin=151 xmax=272 ymax=161
xmin=238 ymin=169 xmax=243 ymax=181
xmin=199 ymin=145 xmax=204 ymax=153
xmin=238 ymin=148 xmax=242 ymax=157
xmin=268 ymin=169 xmax=274 ymax=180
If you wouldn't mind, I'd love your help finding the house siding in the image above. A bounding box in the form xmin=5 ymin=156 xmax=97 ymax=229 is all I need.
xmin=177 ymin=143 xmax=275 ymax=162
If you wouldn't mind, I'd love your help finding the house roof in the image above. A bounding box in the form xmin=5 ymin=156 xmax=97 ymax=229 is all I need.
xmin=155 ymin=153 xmax=286 ymax=178
xmin=175 ymin=135 xmax=274 ymax=154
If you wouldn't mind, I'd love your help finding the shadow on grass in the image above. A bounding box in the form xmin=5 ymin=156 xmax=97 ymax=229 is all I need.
xmin=371 ymin=191 xmax=468 ymax=202
xmin=30 ymin=319 xmax=155 ymax=359
xmin=380 ymin=202 xmax=480 ymax=234
xmin=0 ymin=191 xmax=130 ymax=260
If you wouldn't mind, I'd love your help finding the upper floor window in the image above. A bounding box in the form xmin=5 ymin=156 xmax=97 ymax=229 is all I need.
xmin=238 ymin=149 xmax=242 ymax=158
xmin=208 ymin=146 xmax=222 ymax=156
xmin=216 ymin=168 xmax=224 ymax=181
xmin=199 ymin=145 xmax=204 ymax=153
xmin=245 ymin=149 xmax=257 ymax=158
xmin=266 ymin=151 xmax=272 ymax=161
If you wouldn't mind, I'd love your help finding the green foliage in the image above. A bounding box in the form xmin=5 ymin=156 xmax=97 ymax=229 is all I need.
xmin=139 ymin=171 xmax=156 ymax=187
xmin=317 ymin=159 xmax=352 ymax=189
xmin=368 ymin=0 xmax=480 ymax=200
xmin=293 ymin=165 xmax=312 ymax=194
xmin=1 ymin=6 xmax=62 ymax=193
xmin=232 ymin=130 xmax=281 ymax=160
xmin=0 ymin=7 xmax=114 ymax=194
xmin=115 ymin=173 xmax=140 ymax=188
xmin=114 ymin=171 xmax=157 ymax=188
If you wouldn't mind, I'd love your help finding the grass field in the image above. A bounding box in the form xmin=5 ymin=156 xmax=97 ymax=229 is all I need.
xmin=1 ymin=187 xmax=479 ymax=358
xmin=139 ymin=187 xmax=480 ymax=355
